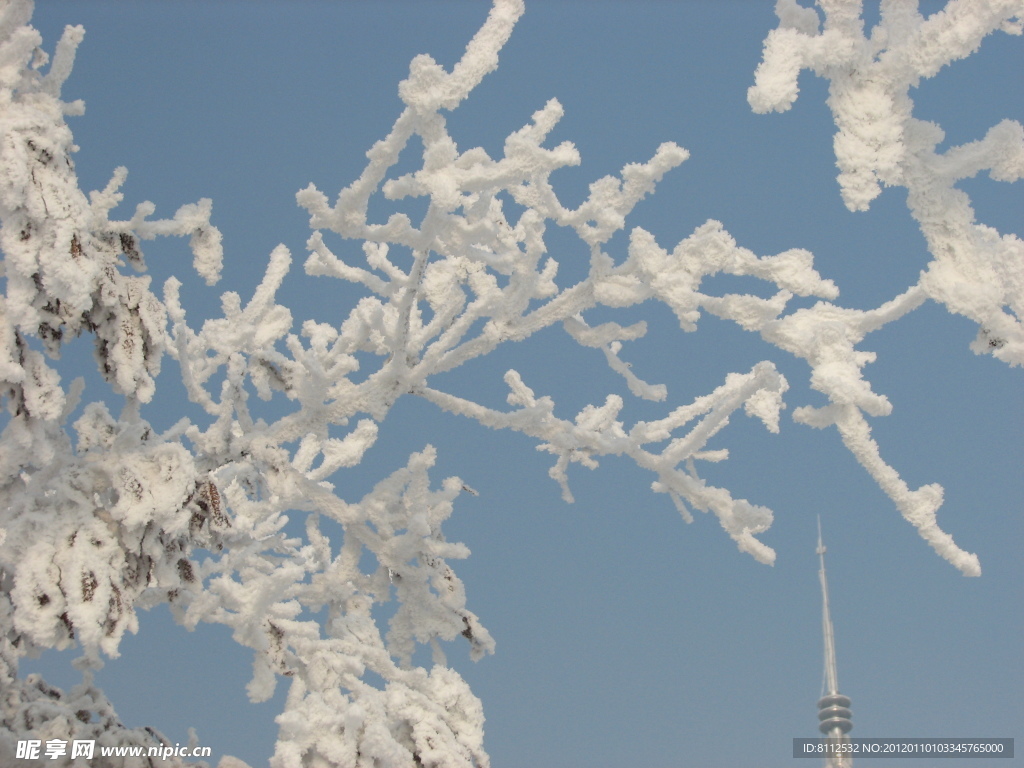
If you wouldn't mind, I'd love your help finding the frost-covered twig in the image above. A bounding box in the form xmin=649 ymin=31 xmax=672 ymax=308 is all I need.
xmin=0 ymin=0 xmax=1018 ymax=766
xmin=746 ymin=0 xmax=1023 ymax=574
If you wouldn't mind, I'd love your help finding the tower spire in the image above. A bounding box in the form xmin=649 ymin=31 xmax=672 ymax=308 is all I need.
xmin=816 ymin=516 xmax=853 ymax=768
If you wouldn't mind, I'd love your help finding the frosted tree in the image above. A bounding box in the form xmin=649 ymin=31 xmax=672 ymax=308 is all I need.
xmin=0 ymin=0 xmax=1019 ymax=767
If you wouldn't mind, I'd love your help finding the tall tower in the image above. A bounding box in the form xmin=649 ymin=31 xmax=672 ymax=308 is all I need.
xmin=816 ymin=517 xmax=853 ymax=768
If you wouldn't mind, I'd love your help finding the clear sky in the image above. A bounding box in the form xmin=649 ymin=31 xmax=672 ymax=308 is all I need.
xmin=24 ymin=2 xmax=1023 ymax=767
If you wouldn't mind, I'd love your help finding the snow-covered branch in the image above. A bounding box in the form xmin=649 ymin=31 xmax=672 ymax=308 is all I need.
xmin=746 ymin=0 xmax=1022 ymax=574
xmin=0 ymin=0 xmax=1018 ymax=765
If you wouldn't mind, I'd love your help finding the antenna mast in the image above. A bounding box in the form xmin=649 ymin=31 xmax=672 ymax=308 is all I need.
xmin=816 ymin=517 xmax=853 ymax=768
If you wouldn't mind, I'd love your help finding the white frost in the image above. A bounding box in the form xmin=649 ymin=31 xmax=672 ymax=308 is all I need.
xmin=0 ymin=0 xmax=1017 ymax=764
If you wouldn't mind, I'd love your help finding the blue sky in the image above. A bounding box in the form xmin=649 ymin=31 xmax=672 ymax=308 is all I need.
xmin=25 ymin=2 xmax=1023 ymax=767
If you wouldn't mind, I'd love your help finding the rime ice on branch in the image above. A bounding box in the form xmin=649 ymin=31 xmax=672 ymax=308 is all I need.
xmin=296 ymin=0 xmax=840 ymax=566
xmin=0 ymin=0 xmax=225 ymax=764
xmin=0 ymin=0 xmax=1020 ymax=766
xmin=748 ymin=0 xmax=1023 ymax=576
